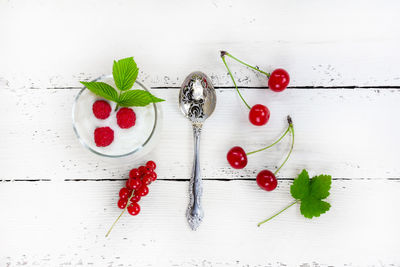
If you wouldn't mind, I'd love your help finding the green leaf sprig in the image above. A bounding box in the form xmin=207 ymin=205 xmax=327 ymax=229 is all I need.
xmin=258 ymin=169 xmax=332 ymax=226
xmin=80 ymin=57 xmax=165 ymax=110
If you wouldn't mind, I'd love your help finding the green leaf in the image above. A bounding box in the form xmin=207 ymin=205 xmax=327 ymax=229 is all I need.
xmin=118 ymin=90 xmax=165 ymax=107
xmin=112 ymin=57 xmax=139 ymax=91
xmin=290 ymin=169 xmax=310 ymax=200
xmin=310 ymin=175 xmax=331 ymax=199
xmin=300 ymin=196 xmax=331 ymax=219
xmin=80 ymin=81 xmax=118 ymax=101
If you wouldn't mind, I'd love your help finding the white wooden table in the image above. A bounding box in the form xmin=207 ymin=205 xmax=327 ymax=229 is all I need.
xmin=1 ymin=1 xmax=400 ymax=266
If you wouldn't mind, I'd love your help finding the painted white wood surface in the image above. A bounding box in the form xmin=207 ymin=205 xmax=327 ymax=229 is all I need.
xmin=0 ymin=88 xmax=399 ymax=181
xmin=0 ymin=0 xmax=400 ymax=88
xmin=1 ymin=0 xmax=400 ymax=266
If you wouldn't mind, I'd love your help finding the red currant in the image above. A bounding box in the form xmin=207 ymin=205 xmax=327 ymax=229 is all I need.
xmin=268 ymin=69 xmax=290 ymax=92
xmin=227 ymin=146 xmax=248 ymax=169
xmin=136 ymin=185 xmax=149 ymax=197
xmin=130 ymin=194 xmax=141 ymax=202
xmin=129 ymin=168 xmax=140 ymax=179
xmin=117 ymin=198 xmax=128 ymax=209
xmin=249 ymin=104 xmax=270 ymax=126
xmin=119 ymin=187 xmax=132 ymax=199
xmin=126 ymin=178 xmax=142 ymax=190
xmin=138 ymin=166 xmax=146 ymax=175
xmin=256 ymin=170 xmax=277 ymax=191
xmin=146 ymin=160 xmax=156 ymax=170
xmin=127 ymin=202 xmax=141 ymax=216
xmin=142 ymin=174 xmax=152 ymax=185
xmin=144 ymin=167 xmax=153 ymax=175
xmin=150 ymin=172 xmax=157 ymax=181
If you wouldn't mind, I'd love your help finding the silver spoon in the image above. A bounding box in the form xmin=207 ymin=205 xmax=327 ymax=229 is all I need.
xmin=179 ymin=71 xmax=216 ymax=230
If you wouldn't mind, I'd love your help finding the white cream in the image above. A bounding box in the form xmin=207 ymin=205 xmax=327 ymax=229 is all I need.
xmin=73 ymin=79 xmax=156 ymax=156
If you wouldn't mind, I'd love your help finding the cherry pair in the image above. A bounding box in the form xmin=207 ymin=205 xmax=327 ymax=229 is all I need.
xmin=220 ymin=51 xmax=290 ymax=126
xmin=106 ymin=160 xmax=157 ymax=237
xmin=227 ymin=116 xmax=294 ymax=191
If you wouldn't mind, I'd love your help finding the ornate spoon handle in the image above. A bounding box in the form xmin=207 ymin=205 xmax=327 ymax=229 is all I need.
xmin=186 ymin=124 xmax=204 ymax=230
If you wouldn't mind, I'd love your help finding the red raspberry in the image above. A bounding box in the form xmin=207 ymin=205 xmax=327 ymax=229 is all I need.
xmin=94 ymin=127 xmax=114 ymax=147
xmin=92 ymin=100 xmax=111 ymax=119
xmin=116 ymin=108 xmax=136 ymax=129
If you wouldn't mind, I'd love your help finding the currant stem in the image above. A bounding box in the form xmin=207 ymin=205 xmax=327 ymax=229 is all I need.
xmin=105 ymin=190 xmax=135 ymax=237
xmin=246 ymin=125 xmax=291 ymax=156
xmin=221 ymin=54 xmax=251 ymax=110
xmin=274 ymin=124 xmax=294 ymax=176
xmin=224 ymin=52 xmax=271 ymax=78
xmin=257 ymin=200 xmax=298 ymax=227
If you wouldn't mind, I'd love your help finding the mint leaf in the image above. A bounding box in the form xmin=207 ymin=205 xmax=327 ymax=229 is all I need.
xmin=118 ymin=90 xmax=165 ymax=107
xmin=112 ymin=57 xmax=139 ymax=91
xmin=290 ymin=169 xmax=310 ymax=200
xmin=300 ymin=196 xmax=331 ymax=219
xmin=80 ymin=81 xmax=118 ymax=101
xmin=310 ymin=175 xmax=331 ymax=199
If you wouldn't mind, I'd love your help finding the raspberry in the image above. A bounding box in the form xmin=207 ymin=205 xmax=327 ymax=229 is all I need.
xmin=116 ymin=108 xmax=136 ymax=129
xmin=94 ymin=127 xmax=114 ymax=147
xmin=92 ymin=100 xmax=111 ymax=119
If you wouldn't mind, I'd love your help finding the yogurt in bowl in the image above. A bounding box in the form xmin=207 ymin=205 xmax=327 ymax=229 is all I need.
xmin=72 ymin=75 xmax=162 ymax=158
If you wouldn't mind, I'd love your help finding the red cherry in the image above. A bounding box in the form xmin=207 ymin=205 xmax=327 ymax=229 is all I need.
xmin=146 ymin=160 xmax=156 ymax=170
xmin=127 ymin=202 xmax=141 ymax=216
xmin=129 ymin=168 xmax=140 ymax=179
xmin=130 ymin=194 xmax=141 ymax=203
xmin=142 ymin=174 xmax=152 ymax=185
xmin=117 ymin=198 xmax=128 ymax=209
xmin=268 ymin=69 xmax=290 ymax=92
xmin=249 ymin=104 xmax=270 ymax=126
xmin=136 ymin=185 xmax=149 ymax=197
xmin=119 ymin=187 xmax=132 ymax=199
xmin=227 ymin=146 xmax=248 ymax=169
xmin=256 ymin=170 xmax=277 ymax=191
xmin=126 ymin=178 xmax=142 ymax=190
xmin=150 ymin=172 xmax=157 ymax=181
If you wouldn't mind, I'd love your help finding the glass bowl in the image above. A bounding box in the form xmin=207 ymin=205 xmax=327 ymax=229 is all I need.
xmin=72 ymin=75 xmax=163 ymax=158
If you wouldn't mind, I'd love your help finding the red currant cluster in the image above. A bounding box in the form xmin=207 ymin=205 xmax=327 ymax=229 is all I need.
xmin=227 ymin=116 xmax=294 ymax=192
xmin=220 ymin=51 xmax=290 ymax=126
xmin=106 ymin=160 xmax=157 ymax=237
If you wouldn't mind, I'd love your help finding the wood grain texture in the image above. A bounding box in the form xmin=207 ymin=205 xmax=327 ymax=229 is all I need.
xmin=0 ymin=88 xmax=399 ymax=180
xmin=0 ymin=180 xmax=399 ymax=266
xmin=0 ymin=0 xmax=400 ymax=88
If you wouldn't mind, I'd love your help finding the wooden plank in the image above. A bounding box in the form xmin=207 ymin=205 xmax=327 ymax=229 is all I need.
xmin=1 ymin=88 xmax=399 ymax=180
xmin=0 ymin=0 xmax=400 ymax=88
xmin=0 ymin=179 xmax=399 ymax=266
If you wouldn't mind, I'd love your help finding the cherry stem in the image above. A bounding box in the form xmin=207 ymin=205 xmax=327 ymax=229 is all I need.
xmin=105 ymin=190 xmax=135 ymax=237
xmin=274 ymin=121 xmax=294 ymax=176
xmin=224 ymin=52 xmax=271 ymax=78
xmin=114 ymin=104 xmax=119 ymax=112
xmin=257 ymin=200 xmax=298 ymax=227
xmin=221 ymin=53 xmax=251 ymax=110
xmin=246 ymin=125 xmax=291 ymax=156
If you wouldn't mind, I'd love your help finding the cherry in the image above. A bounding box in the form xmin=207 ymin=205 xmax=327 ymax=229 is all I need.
xmin=119 ymin=187 xmax=132 ymax=199
xmin=150 ymin=172 xmax=157 ymax=181
xmin=142 ymin=174 xmax=152 ymax=185
xmin=118 ymin=198 xmax=128 ymax=209
xmin=136 ymin=185 xmax=149 ymax=197
xmin=256 ymin=170 xmax=277 ymax=191
xmin=127 ymin=202 xmax=141 ymax=216
xmin=268 ymin=69 xmax=290 ymax=92
xmin=249 ymin=104 xmax=270 ymax=126
xmin=227 ymin=146 xmax=248 ymax=169
xmin=146 ymin=160 xmax=156 ymax=170
xmin=130 ymin=194 xmax=141 ymax=203
xmin=129 ymin=168 xmax=140 ymax=179
xmin=126 ymin=178 xmax=142 ymax=190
